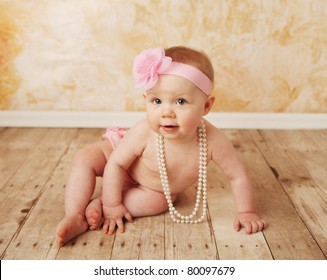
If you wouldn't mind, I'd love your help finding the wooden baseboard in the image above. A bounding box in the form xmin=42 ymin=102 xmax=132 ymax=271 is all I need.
xmin=0 ymin=111 xmax=326 ymax=129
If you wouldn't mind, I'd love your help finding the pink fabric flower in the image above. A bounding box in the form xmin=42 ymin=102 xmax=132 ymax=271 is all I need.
xmin=132 ymin=47 xmax=172 ymax=90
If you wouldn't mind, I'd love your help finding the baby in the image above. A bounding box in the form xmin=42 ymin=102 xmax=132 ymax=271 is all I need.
xmin=56 ymin=46 xmax=267 ymax=246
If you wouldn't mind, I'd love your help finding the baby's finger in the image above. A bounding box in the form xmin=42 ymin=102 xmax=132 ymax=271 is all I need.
xmin=244 ymin=222 xmax=252 ymax=235
xmin=102 ymin=219 xmax=109 ymax=234
xmin=108 ymin=219 xmax=116 ymax=235
xmin=251 ymin=221 xmax=259 ymax=233
xmin=262 ymin=219 xmax=268 ymax=229
xmin=124 ymin=212 xmax=133 ymax=223
xmin=116 ymin=219 xmax=125 ymax=233
xmin=233 ymin=219 xmax=241 ymax=232
xmin=256 ymin=220 xmax=265 ymax=232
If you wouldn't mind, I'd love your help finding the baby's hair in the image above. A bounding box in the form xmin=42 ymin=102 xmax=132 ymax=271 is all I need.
xmin=165 ymin=46 xmax=214 ymax=83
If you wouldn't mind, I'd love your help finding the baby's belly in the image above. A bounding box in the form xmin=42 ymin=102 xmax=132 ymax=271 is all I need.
xmin=128 ymin=167 xmax=196 ymax=194
xmin=129 ymin=170 xmax=164 ymax=192
xmin=128 ymin=156 xmax=200 ymax=193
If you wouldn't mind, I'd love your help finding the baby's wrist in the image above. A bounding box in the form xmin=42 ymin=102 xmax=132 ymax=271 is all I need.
xmin=237 ymin=210 xmax=256 ymax=214
xmin=236 ymin=205 xmax=256 ymax=214
xmin=101 ymin=197 xmax=121 ymax=208
xmin=102 ymin=201 xmax=122 ymax=209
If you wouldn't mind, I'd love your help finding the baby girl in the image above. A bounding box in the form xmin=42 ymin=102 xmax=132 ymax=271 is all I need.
xmin=56 ymin=46 xmax=267 ymax=246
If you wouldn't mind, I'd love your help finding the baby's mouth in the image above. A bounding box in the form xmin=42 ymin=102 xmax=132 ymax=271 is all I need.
xmin=161 ymin=125 xmax=178 ymax=131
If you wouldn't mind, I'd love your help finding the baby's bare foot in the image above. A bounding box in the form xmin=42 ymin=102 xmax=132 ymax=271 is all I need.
xmin=85 ymin=198 xmax=103 ymax=230
xmin=56 ymin=214 xmax=88 ymax=247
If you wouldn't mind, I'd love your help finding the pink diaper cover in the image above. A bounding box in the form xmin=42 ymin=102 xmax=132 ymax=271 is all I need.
xmin=102 ymin=127 xmax=128 ymax=149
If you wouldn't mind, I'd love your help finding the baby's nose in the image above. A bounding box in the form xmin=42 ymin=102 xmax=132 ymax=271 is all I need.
xmin=162 ymin=108 xmax=176 ymax=118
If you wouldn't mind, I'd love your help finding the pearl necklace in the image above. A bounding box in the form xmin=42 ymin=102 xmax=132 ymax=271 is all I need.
xmin=156 ymin=119 xmax=207 ymax=224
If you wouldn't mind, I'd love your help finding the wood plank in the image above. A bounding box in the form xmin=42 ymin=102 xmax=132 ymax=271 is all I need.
xmin=257 ymin=129 xmax=326 ymax=196
xmin=206 ymin=162 xmax=272 ymax=260
xmin=296 ymin=150 xmax=327 ymax=199
xmin=0 ymin=128 xmax=80 ymax=259
xmin=301 ymin=130 xmax=327 ymax=201
xmin=255 ymin=130 xmax=327 ymax=257
xmin=110 ymin=214 xmax=165 ymax=260
xmin=55 ymin=230 xmax=114 ymax=260
xmin=247 ymin=131 xmax=326 ymax=259
xmin=0 ymin=128 xmax=49 ymax=189
xmin=259 ymin=130 xmax=327 ymax=197
xmin=164 ymin=185 xmax=218 ymax=260
xmin=302 ymin=130 xmax=327 ymax=152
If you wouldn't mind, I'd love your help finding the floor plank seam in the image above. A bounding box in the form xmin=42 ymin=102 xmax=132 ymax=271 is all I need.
xmin=206 ymin=205 xmax=220 ymax=260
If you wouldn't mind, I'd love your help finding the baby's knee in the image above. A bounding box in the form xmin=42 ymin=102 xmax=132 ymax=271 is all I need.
xmin=73 ymin=146 xmax=94 ymax=165
xmin=72 ymin=143 xmax=108 ymax=175
xmin=156 ymin=198 xmax=169 ymax=212
xmin=150 ymin=193 xmax=176 ymax=214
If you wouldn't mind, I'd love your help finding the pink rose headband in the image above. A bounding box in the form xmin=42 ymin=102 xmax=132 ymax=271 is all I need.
xmin=132 ymin=47 xmax=212 ymax=96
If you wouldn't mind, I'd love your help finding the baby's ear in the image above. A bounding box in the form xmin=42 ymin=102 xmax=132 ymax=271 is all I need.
xmin=203 ymin=96 xmax=215 ymax=115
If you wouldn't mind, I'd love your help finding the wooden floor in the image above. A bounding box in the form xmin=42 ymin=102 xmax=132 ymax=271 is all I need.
xmin=0 ymin=127 xmax=326 ymax=260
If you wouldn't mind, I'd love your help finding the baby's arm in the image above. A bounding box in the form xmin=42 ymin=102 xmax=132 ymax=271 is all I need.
xmin=101 ymin=158 xmax=133 ymax=235
xmin=209 ymin=126 xmax=267 ymax=234
xmin=101 ymin=121 xmax=148 ymax=234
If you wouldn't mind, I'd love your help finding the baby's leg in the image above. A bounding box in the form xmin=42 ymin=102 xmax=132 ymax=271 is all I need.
xmin=85 ymin=197 xmax=103 ymax=230
xmin=56 ymin=141 xmax=112 ymax=246
xmin=122 ymin=185 xmax=177 ymax=218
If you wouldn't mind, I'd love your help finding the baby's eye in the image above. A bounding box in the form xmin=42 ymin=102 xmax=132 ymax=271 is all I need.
xmin=152 ymin=98 xmax=162 ymax=105
xmin=176 ymin=98 xmax=187 ymax=105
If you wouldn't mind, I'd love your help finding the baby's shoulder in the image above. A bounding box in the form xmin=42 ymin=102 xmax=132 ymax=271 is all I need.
xmin=125 ymin=119 xmax=152 ymax=143
xmin=128 ymin=119 xmax=150 ymax=134
xmin=113 ymin=119 xmax=150 ymax=156
xmin=205 ymin=120 xmax=223 ymax=137
xmin=205 ymin=120 xmax=230 ymax=144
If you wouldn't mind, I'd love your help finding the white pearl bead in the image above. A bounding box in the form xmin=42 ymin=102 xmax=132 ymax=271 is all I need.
xmin=156 ymin=120 xmax=207 ymax=224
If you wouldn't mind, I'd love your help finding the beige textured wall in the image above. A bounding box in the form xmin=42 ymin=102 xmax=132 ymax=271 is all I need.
xmin=0 ymin=0 xmax=326 ymax=112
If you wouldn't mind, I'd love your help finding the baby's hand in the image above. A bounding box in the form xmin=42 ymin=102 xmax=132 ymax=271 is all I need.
xmin=234 ymin=212 xmax=267 ymax=234
xmin=102 ymin=203 xmax=133 ymax=235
